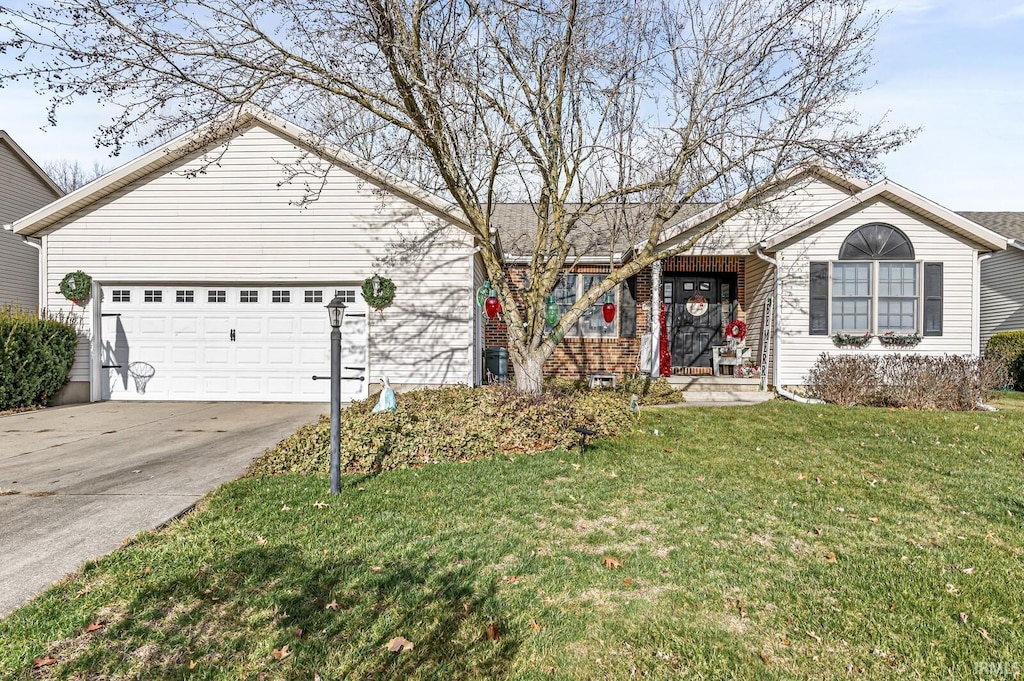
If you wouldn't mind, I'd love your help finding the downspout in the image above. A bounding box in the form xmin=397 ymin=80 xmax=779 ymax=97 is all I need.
xmin=22 ymin=235 xmax=44 ymax=314
xmin=755 ymin=248 xmax=824 ymax=405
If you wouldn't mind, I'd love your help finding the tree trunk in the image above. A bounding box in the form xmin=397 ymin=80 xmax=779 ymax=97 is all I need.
xmin=510 ymin=349 xmax=547 ymax=396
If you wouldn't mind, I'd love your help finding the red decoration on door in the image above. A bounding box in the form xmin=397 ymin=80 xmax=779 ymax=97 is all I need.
xmin=659 ymin=303 xmax=671 ymax=377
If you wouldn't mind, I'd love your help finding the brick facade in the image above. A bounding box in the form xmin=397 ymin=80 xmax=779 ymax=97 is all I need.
xmin=484 ymin=256 xmax=746 ymax=381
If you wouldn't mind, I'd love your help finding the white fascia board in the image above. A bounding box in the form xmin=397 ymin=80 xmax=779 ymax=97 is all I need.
xmin=759 ymin=179 xmax=1010 ymax=253
xmin=502 ymin=254 xmax=624 ymax=266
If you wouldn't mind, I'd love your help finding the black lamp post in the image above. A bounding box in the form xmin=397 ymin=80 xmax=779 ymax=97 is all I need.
xmin=326 ymin=295 xmax=347 ymax=494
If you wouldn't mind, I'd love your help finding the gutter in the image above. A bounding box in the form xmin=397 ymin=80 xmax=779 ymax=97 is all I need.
xmin=754 ymin=247 xmax=825 ymax=405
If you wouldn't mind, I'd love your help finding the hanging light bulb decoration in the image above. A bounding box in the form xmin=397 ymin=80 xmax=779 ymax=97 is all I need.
xmin=484 ymin=286 xmax=501 ymax=319
xmin=602 ymin=292 xmax=617 ymax=323
xmin=476 ymin=280 xmax=491 ymax=309
xmin=544 ymin=295 xmax=559 ymax=326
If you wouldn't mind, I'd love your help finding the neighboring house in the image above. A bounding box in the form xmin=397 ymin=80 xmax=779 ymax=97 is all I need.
xmin=11 ymin=108 xmax=485 ymax=404
xmin=959 ymin=212 xmax=1024 ymax=350
xmin=0 ymin=131 xmax=63 ymax=311
xmin=487 ymin=169 xmax=1009 ymax=390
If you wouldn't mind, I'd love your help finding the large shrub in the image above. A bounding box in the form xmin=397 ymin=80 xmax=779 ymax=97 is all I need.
xmin=0 ymin=307 xmax=79 ymax=409
xmin=986 ymin=330 xmax=1024 ymax=391
xmin=806 ymin=353 xmax=1007 ymax=410
xmin=248 ymin=384 xmax=633 ymax=476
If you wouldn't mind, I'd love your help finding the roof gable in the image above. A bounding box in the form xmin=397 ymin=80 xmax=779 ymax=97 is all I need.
xmin=0 ymin=131 xmax=64 ymax=198
xmin=10 ymin=107 xmax=468 ymax=237
xmin=759 ymin=180 xmax=1009 ymax=253
xmin=642 ymin=163 xmax=869 ymax=256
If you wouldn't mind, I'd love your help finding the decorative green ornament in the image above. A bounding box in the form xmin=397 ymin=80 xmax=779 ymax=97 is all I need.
xmin=544 ymin=295 xmax=559 ymax=326
xmin=59 ymin=270 xmax=93 ymax=305
xmin=361 ymin=274 xmax=396 ymax=310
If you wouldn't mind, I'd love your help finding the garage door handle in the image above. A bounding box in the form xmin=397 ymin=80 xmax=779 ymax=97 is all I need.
xmin=230 ymin=329 xmax=236 ymax=341
xmin=311 ymin=375 xmax=366 ymax=382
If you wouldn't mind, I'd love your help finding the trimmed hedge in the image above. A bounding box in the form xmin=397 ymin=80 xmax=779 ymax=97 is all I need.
xmin=0 ymin=307 xmax=79 ymax=409
xmin=986 ymin=330 xmax=1024 ymax=391
xmin=247 ymin=384 xmax=633 ymax=476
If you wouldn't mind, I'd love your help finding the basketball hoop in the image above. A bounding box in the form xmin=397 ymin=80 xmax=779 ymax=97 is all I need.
xmin=128 ymin=362 xmax=156 ymax=394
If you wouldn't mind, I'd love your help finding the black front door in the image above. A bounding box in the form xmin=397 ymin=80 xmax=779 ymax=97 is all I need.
xmin=665 ymin=275 xmax=723 ymax=369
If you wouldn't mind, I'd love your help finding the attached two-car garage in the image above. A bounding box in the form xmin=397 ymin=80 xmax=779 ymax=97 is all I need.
xmin=98 ymin=284 xmax=368 ymax=402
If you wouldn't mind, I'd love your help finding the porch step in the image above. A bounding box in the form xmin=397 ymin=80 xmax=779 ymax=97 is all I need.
xmin=666 ymin=376 xmax=763 ymax=393
xmin=678 ymin=390 xmax=776 ymax=405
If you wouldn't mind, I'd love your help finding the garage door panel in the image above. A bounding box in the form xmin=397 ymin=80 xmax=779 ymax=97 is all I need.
xmin=101 ymin=284 xmax=367 ymax=402
xmin=203 ymin=346 xmax=231 ymax=364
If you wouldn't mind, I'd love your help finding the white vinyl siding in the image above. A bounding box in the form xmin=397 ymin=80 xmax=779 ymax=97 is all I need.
xmin=774 ymin=199 xmax=980 ymax=386
xmin=38 ymin=122 xmax=476 ymax=398
xmin=664 ymin=176 xmax=857 ymax=256
xmin=980 ymin=245 xmax=1024 ymax=350
xmin=0 ymin=138 xmax=60 ymax=310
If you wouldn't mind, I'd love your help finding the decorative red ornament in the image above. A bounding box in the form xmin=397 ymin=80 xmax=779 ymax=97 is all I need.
xmin=659 ymin=303 xmax=671 ymax=377
xmin=602 ymin=301 xmax=616 ymax=323
xmin=485 ymin=294 xmax=501 ymax=319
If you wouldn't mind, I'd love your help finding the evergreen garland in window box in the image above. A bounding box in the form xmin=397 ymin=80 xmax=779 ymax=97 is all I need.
xmin=831 ymin=331 xmax=872 ymax=348
xmin=879 ymin=331 xmax=922 ymax=347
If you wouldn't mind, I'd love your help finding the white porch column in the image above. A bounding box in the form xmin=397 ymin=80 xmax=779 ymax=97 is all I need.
xmin=650 ymin=260 xmax=662 ymax=378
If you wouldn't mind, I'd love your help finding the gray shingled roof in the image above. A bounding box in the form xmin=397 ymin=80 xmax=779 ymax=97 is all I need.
xmin=491 ymin=202 xmax=710 ymax=258
xmin=958 ymin=212 xmax=1024 ymax=243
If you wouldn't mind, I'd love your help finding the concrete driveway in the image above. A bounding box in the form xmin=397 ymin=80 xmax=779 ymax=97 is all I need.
xmin=0 ymin=401 xmax=324 ymax=617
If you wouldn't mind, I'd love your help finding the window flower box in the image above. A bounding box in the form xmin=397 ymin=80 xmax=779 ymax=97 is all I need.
xmin=879 ymin=331 xmax=922 ymax=347
xmin=831 ymin=332 xmax=872 ymax=348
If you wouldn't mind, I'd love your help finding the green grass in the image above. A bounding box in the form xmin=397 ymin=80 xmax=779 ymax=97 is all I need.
xmin=2 ymin=395 xmax=1024 ymax=679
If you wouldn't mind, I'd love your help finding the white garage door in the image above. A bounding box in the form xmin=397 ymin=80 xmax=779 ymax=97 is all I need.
xmin=99 ymin=284 xmax=368 ymax=402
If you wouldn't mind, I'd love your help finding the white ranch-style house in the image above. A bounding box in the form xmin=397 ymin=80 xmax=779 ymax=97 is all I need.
xmin=7 ymin=108 xmax=1016 ymax=403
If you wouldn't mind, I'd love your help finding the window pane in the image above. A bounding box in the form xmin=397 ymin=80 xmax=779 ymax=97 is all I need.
xmin=580 ymin=274 xmax=615 ymax=338
xmin=878 ymin=299 xmax=916 ymax=331
xmin=879 ymin=263 xmax=917 ymax=297
xmin=552 ymin=275 xmax=579 ymax=336
xmin=208 ymin=290 xmax=226 ymax=303
xmin=240 ymin=290 xmax=258 ymax=303
xmin=304 ymin=290 xmax=323 ymax=303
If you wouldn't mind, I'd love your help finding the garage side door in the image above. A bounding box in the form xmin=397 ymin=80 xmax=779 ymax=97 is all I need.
xmin=99 ymin=285 xmax=368 ymax=402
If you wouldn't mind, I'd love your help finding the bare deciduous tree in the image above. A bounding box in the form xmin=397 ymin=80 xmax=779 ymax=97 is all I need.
xmin=0 ymin=0 xmax=912 ymax=394
xmin=41 ymin=159 xmax=107 ymax=192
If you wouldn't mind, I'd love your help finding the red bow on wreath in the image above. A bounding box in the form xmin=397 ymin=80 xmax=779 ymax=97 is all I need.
xmin=724 ymin=319 xmax=747 ymax=341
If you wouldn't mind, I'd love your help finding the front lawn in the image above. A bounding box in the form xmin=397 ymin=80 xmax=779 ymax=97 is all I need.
xmin=2 ymin=395 xmax=1023 ymax=679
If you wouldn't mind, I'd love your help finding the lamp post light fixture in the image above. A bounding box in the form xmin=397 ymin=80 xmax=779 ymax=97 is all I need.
xmin=326 ymin=295 xmax=347 ymax=494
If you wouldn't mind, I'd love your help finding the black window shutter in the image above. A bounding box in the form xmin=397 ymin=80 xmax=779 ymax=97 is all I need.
xmin=923 ymin=262 xmax=943 ymax=336
xmin=619 ymin=276 xmax=637 ymax=339
xmin=809 ymin=262 xmax=829 ymax=335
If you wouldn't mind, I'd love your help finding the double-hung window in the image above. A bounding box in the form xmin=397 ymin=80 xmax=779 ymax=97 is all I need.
xmin=831 ymin=262 xmax=871 ymax=333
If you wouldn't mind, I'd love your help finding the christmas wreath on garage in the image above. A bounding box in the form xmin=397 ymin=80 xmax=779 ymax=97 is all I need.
xmin=59 ymin=270 xmax=93 ymax=306
xmin=361 ymin=274 xmax=396 ymax=311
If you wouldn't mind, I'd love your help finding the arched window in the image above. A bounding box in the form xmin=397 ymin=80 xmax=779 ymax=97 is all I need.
xmin=839 ymin=223 xmax=915 ymax=260
xmin=809 ymin=222 xmax=941 ymax=339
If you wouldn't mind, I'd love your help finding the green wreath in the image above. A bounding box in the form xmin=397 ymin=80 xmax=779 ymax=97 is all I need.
xmin=59 ymin=270 xmax=93 ymax=305
xmin=361 ymin=275 xmax=396 ymax=310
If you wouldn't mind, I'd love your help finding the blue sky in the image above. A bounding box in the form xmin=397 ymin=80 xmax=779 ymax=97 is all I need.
xmin=2 ymin=1 xmax=1022 ymax=210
